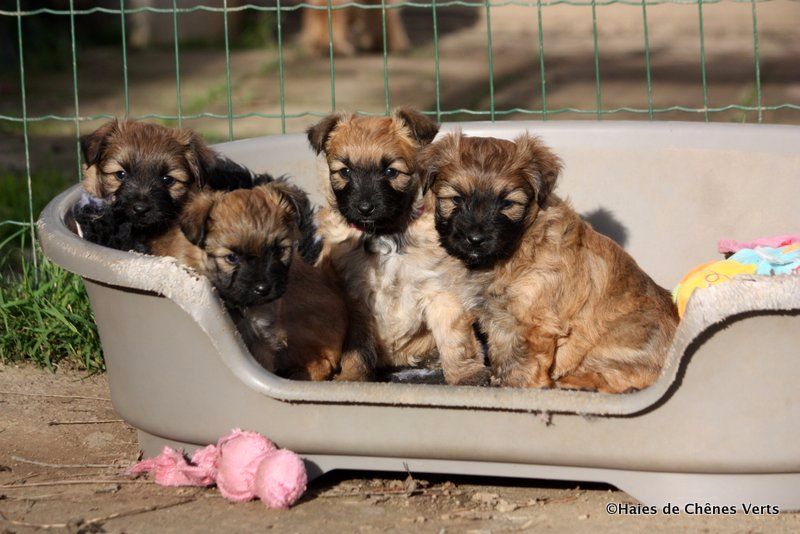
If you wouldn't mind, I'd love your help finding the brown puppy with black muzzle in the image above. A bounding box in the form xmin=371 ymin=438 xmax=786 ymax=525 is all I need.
xmin=150 ymin=180 xmax=347 ymax=380
xmin=73 ymin=119 xmax=253 ymax=253
xmin=307 ymin=108 xmax=489 ymax=386
xmin=418 ymin=132 xmax=678 ymax=393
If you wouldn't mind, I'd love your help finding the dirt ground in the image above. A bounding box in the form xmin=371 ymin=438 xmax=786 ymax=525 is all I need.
xmin=1 ymin=364 xmax=798 ymax=533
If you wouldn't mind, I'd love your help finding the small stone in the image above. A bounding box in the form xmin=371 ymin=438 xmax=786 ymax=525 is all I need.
xmin=495 ymin=500 xmax=519 ymax=513
xmin=94 ymin=484 xmax=120 ymax=494
xmin=388 ymin=480 xmax=405 ymax=490
xmin=470 ymin=491 xmax=500 ymax=505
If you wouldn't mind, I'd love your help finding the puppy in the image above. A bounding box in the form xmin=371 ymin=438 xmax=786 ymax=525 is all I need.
xmin=150 ymin=180 xmax=346 ymax=380
xmin=419 ymin=132 xmax=679 ymax=393
xmin=306 ymin=108 xmax=489 ymax=386
xmin=72 ymin=120 xmax=253 ymax=254
xmin=300 ymin=0 xmax=409 ymax=57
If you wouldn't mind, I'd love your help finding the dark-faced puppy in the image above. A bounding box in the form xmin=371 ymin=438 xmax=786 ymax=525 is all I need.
xmin=177 ymin=182 xmax=303 ymax=308
xmin=150 ymin=181 xmax=346 ymax=380
xmin=419 ymin=132 xmax=678 ymax=393
xmin=78 ymin=120 xmax=215 ymax=237
xmin=306 ymin=109 xmax=489 ymax=386
xmin=425 ymin=135 xmax=554 ymax=270
xmin=308 ymin=107 xmax=439 ymax=236
xmin=72 ymin=119 xmax=257 ymax=254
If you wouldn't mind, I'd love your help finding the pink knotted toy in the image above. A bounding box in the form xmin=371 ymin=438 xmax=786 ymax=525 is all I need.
xmin=128 ymin=429 xmax=307 ymax=509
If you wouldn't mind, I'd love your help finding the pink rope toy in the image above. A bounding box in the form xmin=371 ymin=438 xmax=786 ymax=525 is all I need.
xmin=127 ymin=429 xmax=307 ymax=509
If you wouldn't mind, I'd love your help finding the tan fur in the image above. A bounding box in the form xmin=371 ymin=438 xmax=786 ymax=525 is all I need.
xmin=80 ymin=119 xmax=214 ymax=202
xmin=149 ymin=184 xmax=347 ymax=381
xmin=309 ymin=111 xmax=488 ymax=385
xmin=423 ymin=133 xmax=679 ymax=393
xmin=300 ymin=0 xmax=409 ymax=57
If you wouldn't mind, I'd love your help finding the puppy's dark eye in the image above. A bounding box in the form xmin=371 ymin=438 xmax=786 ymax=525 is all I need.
xmin=224 ymin=253 xmax=240 ymax=265
xmin=339 ymin=168 xmax=351 ymax=179
xmin=161 ymin=175 xmax=176 ymax=186
xmin=451 ymin=196 xmax=462 ymax=205
xmin=501 ymin=199 xmax=515 ymax=209
xmin=115 ymin=170 xmax=127 ymax=181
xmin=383 ymin=168 xmax=398 ymax=179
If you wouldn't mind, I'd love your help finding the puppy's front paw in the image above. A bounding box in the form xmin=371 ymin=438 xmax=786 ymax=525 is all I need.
xmin=447 ymin=365 xmax=491 ymax=387
xmin=333 ymin=352 xmax=374 ymax=382
xmin=495 ymin=368 xmax=554 ymax=389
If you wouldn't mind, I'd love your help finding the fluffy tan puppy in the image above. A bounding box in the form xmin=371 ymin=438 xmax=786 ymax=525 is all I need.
xmin=418 ymin=132 xmax=679 ymax=393
xmin=150 ymin=181 xmax=347 ymax=381
xmin=306 ymin=109 xmax=489 ymax=385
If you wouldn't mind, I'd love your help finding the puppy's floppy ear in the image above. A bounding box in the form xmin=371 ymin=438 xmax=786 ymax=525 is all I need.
xmin=513 ymin=133 xmax=562 ymax=207
xmin=417 ymin=132 xmax=461 ymax=194
xmin=267 ymin=180 xmax=314 ymax=233
xmin=80 ymin=119 xmax=119 ymax=167
xmin=177 ymin=128 xmax=216 ymax=189
xmin=393 ymin=107 xmax=439 ymax=146
xmin=306 ymin=113 xmax=345 ymax=154
xmin=263 ymin=180 xmax=321 ymax=264
xmin=179 ymin=192 xmax=216 ymax=246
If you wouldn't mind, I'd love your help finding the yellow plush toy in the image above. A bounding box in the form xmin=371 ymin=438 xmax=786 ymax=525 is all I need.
xmin=672 ymin=260 xmax=757 ymax=317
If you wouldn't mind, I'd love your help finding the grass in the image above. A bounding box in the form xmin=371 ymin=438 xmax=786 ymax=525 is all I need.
xmin=0 ymin=227 xmax=104 ymax=372
xmin=0 ymin=163 xmax=104 ymax=372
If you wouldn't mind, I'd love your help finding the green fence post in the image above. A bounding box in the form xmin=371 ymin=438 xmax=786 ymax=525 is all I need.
xmin=536 ymin=0 xmax=547 ymax=121
xmin=697 ymin=0 xmax=709 ymax=122
xmin=326 ymin=0 xmax=337 ymax=111
xmin=276 ymin=0 xmax=286 ymax=133
xmin=119 ymin=0 xmax=130 ymax=115
xmin=641 ymin=0 xmax=654 ymax=120
xmin=484 ymin=0 xmax=495 ymax=121
xmin=750 ymin=0 xmax=763 ymax=123
xmin=591 ymin=0 xmax=602 ymax=119
xmin=15 ymin=0 xmax=37 ymax=273
xmin=68 ymin=0 xmax=81 ymax=180
xmin=223 ymin=0 xmax=234 ymax=141
xmin=381 ymin=0 xmax=391 ymax=115
xmin=432 ymin=0 xmax=442 ymax=122
xmin=172 ymin=0 xmax=183 ymax=127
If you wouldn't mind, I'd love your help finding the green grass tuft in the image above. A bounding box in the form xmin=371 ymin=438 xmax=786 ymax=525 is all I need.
xmin=0 ymin=226 xmax=104 ymax=373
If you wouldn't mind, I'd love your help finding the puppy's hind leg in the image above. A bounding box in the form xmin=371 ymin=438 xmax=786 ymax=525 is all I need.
xmin=425 ymin=294 xmax=489 ymax=386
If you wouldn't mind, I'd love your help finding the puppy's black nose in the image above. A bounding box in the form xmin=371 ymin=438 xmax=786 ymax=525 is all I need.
xmin=132 ymin=202 xmax=150 ymax=215
xmin=253 ymin=283 xmax=270 ymax=296
xmin=467 ymin=232 xmax=486 ymax=245
xmin=357 ymin=201 xmax=375 ymax=216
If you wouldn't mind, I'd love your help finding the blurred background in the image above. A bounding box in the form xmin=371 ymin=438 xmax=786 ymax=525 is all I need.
xmin=1 ymin=0 xmax=799 ymax=369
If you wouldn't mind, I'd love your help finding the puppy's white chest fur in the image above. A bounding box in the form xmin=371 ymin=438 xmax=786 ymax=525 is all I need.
xmin=368 ymin=244 xmax=437 ymax=362
xmin=323 ymin=211 xmax=476 ymax=368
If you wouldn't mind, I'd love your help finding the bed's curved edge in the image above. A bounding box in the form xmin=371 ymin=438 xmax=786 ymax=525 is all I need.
xmin=36 ymin=180 xmax=800 ymax=417
xmin=635 ymin=275 xmax=800 ymax=414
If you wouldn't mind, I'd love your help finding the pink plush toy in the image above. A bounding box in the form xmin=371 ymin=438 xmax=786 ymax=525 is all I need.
xmin=128 ymin=429 xmax=307 ymax=509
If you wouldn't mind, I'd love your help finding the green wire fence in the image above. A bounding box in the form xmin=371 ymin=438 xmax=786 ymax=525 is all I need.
xmin=1 ymin=0 xmax=799 ymax=247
